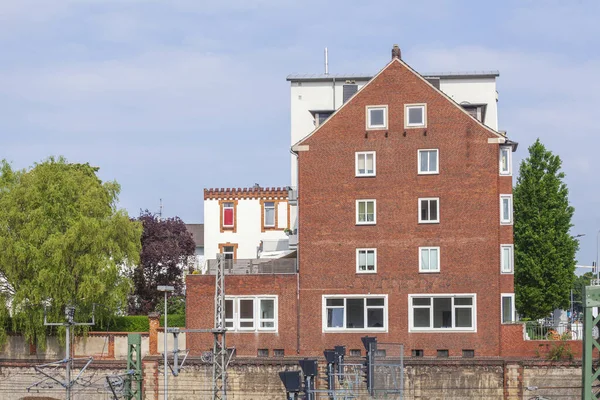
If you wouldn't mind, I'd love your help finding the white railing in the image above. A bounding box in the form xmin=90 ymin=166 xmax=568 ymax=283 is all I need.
xmin=523 ymin=321 xmax=582 ymax=341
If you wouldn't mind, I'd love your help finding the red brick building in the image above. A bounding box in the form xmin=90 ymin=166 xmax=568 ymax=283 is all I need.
xmin=187 ymin=45 xmax=517 ymax=358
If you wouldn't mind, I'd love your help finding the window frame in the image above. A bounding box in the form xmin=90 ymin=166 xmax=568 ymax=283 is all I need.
xmin=418 ymin=197 xmax=440 ymax=224
xmin=355 ymin=151 xmax=376 ymax=177
xmin=356 ymin=248 xmax=377 ymax=274
xmin=219 ymin=242 xmax=238 ymax=260
xmin=220 ymin=200 xmax=237 ymax=232
xmin=356 ymin=199 xmax=376 ymax=225
xmin=501 ymin=293 xmax=516 ymax=324
xmin=224 ymin=295 xmax=278 ymax=333
xmin=263 ymin=201 xmax=276 ymax=228
xmin=405 ymin=104 xmax=427 ymax=128
xmin=419 ymin=246 xmax=440 ymax=273
xmin=418 ymin=149 xmax=439 ymax=175
xmin=501 ymin=244 xmax=514 ymax=274
xmin=500 ymin=194 xmax=513 ymax=225
xmin=499 ymin=146 xmax=512 ymax=176
xmin=322 ymin=294 xmax=388 ymax=333
xmin=366 ymin=105 xmax=388 ymax=130
xmin=408 ymin=294 xmax=477 ymax=332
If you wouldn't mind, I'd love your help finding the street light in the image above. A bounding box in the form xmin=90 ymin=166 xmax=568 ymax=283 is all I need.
xmin=157 ymin=285 xmax=174 ymax=400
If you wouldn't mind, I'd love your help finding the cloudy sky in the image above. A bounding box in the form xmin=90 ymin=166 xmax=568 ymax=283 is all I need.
xmin=0 ymin=0 xmax=598 ymax=265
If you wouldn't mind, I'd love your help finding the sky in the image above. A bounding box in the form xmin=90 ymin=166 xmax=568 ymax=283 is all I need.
xmin=0 ymin=0 xmax=599 ymax=266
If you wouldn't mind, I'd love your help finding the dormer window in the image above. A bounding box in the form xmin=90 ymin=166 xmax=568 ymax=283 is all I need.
xmin=366 ymin=106 xmax=387 ymax=130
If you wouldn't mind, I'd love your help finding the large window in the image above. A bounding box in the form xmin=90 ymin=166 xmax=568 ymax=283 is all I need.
xmin=356 ymin=152 xmax=376 ymax=177
xmin=500 ymin=195 xmax=513 ymax=225
xmin=356 ymin=249 xmax=377 ymax=273
xmin=224 ymin=296 xmax=277 ymax=332
xmin=323 ymin=295 xmax=387 ymax=332
xmin=366 ymin=106 xmax=387 ymax=130
xmin=405 ymin=104 xmax=426 ymax=128
xmin=419 ymin=247 xmax=440 ymax=273
xmin=501 ymin=294 xmax=516 ymax=323
xmin=501 ymin=245 xmax=514 ymax=274
xmin=419 ymin=198 xmax=439 ymax=223
xmin=418 ymin=149 xmax=439 ymax=174
xmin=409 ymin=294 xmax=476 ymax=331
xmin=356 ymin=200 xmax=376 ymax=225
xmin=500 ymin=146 xmax=512 ymax=175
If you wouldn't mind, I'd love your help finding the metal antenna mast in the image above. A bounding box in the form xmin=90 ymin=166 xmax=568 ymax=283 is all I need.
xmin=29 ymin=305 xmax=95 ymax=400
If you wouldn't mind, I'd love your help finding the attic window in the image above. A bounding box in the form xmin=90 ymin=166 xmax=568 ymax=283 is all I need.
xmin=343 ymin=84 xmax=358 ymax=103
xmin=405 ymin=104 xmax=426 ymax=128
xmin=366 ymin=106 xmax=387 ymax=130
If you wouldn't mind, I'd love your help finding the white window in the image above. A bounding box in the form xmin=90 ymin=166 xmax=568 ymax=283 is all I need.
xmin=356 ymin=152 xmax=376 ymax=177
xmin=501 ymin=294 xmax=516 ymax=324
xmin=418 ymin=149 xmax=438 ymax=174
xmin=356 ymin=200 xmax=376 ymax=225
xmin=419 ymin=247 xmax=440 ymax=273
xmin=500 ymin=146 xmax=512 ymax=175
xmin=224 ymin=296 xmax=278 ymax=332
xmin=409 ymin=294 xmax=476 ymax=332
xmin=323 ymin=295 xmax=387 ymax=332
xmin=356 ymin=249 xmax=377 ymax=273
xmin=500 ymin=195 xmax=513 ymax=225
xmin=405 ymin=104 xmax=426 ymax=128
xmin=264 ymin=201 xmax=276 ymax=227
xmin=501 ymin=245 xmax=514 ymax=274
xmin=418 ymin=198 xmax=439 ymax=223
xmin=366 ymin=106 xmax=387 ymax=130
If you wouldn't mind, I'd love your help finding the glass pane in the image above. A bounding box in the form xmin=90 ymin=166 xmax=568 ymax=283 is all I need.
xmin=433 ymin=298 xmax=452 ymax=328
xmin=413 ymin=298 xmax=430 ymax=306
xmin=367 ymin=308 xmax=384 ymax=328
xmin=358 ymin=251 xmax=366 ymax=270
xmin=358 ymin=155 xmax=365 ymax=174
xmin=260 ymin=299 xmax=274 ymax=319
xmin=414 ymin=308 xmax=430 ymax=328
xmin=454 ymin=297 xmax=473 ymax=306
xmin=502 ymin=296 xmax=513 ymax=323
xmin=240 ymin=321 xmax=254 ymax=328
xmin=367 ymin=251 xmax=375 ymax=270
xmin=367 ymin=298 xmax=384 ymax=306
xmin=455 ymin=308 xmax=472 ymax=328
xmin=501 ymin=149 xmax=509 ymax=171
xmin=430 ymin=200 xmax=438 ymax=221
xmin=265 ymin=206 xmax=275 ymax=226
xmin=261 ymin=321 xmax=275 ymax=328
xmin=503 ymin=247 xmax=511 ymax=271
xmin=420 ymin=151 xmax=428 ymax=172
xmin=502 ymin=198 xmax=510 ymax=221
xmin=346 ymin=298 xmax=364 ymax=329
xmin=430 ymin=249 xmax=438 ymax=270
xmin=327 ymin=298 xmax=344 ymax=306
xmin=421 ymin=249 xmax=429 ymax=270
xmin=226 ymin=321 xmax=234 ymax=328
xmin=420 ymin=200 xmax=428 ymax=221
xmin=327 ymin=308 xmax=344 ymax=328
xmin=370 ymin=109 xmax=384 ymax=126
xmin=239 ymin=299 xmax=254 ymax=319
xmin=409 ymin=107 xmax=423 ymax=124
xmin=358 ymin=202 xmax=365 ymax=221
xmin=223 ymin=208 xmax=234 ymax=226
xmin=225 ymin=300 xmax=233 ymax=319
xmin=429 ymin=151 xmax=437 ymax=171
xmin=366 ymin=154 xmax=374 ymax=173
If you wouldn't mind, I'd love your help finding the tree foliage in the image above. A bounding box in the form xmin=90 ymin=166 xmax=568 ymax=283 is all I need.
xmin=0 ymin=157 xmax=142 ymax=346
xmin=129 ymin=211 xmax=195 ymax=315
xmin=572 ymin=272 xmax=594 ymax=316
xmin=514 ymin=139 xmax=579 ymax=320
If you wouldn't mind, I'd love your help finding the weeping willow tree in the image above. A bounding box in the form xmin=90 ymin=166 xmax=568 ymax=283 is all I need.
xmin=0 ymin=157 xmax=142 ymax=347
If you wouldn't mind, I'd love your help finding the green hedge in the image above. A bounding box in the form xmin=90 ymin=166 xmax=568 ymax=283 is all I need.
xmin=160 ymin=314 xmax=185 ymax=328
xmin=95 ymin=316 xmax=149 ymax=332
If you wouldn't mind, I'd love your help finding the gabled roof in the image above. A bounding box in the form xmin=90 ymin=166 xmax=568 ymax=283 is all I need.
xmin=292 ymin=56 xmax=506 ymax=151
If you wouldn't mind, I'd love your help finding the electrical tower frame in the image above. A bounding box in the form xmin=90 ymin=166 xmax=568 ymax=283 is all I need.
xmin=582 ymin=284 xmax=600 ymax=399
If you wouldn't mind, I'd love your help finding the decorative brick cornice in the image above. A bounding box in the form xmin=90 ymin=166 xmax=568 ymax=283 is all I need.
xmin=204 ymin=187 xmax=289 ymax=200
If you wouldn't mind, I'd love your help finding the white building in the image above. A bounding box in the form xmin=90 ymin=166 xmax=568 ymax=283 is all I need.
xmin=203 ymin=187 xmax=291 ymax=260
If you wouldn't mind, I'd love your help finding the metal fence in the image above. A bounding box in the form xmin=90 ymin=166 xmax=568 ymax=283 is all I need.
xmin=524 ymin=321 xmax=582 ymax=341
xmin=204 ymin=258 xmax=297 ymax=275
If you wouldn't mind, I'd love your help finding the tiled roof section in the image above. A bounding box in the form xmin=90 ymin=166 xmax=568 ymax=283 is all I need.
xmin=185 ymin=224 xmax=204 ymax=247
xmin=204 ymin=187 xmax=289 ymax=200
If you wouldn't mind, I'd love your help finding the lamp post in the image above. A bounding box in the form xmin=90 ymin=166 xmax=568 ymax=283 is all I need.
xmin=157 ymin=285 xmax=174 ymax=400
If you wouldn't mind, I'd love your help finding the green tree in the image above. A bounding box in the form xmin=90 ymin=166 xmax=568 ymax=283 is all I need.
xmin=514 ymin=139 xmax=579 ymax=320
xmin=0 ymin=157 xmax=142 ymax=346
xmin=572 ymin=272 xmax=594 ymax=316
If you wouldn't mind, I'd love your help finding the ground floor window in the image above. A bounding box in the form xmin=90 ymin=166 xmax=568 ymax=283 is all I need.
xmin=224 ymin=296 xmax=277 ymax=332
xmin=409 ymin=294 xmax=476 ymax=332
xmin=323 ymin=295 xmax=387 ymax=332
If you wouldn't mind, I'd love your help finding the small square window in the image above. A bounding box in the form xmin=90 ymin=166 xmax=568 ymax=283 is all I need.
xmin=357 ymin=248 xmax=377 ymax=273
xmin=500 ymin=146 xmax=512 ymax=175
xmin=501 ymin=245 xmax=514 ymax=274
xmin=350 ymin=349 xmax=362 ymax=357
xmin=418 ymin=198 xmax=439 ymax=223
xmin=257 ymin=349 xmax=269 ymax=357
xmin=418 ymin=149 xmax=439 ymax=174
xmin=374 ymin=349 xmax=386 ymax=358
xmin=406 ymin=104 xmax=426 ymax=128
xmin=462 ymin=349 xmax=475 ymax=358
xmin=274 ymin=349 xmax=285 ymax=357
xmin=412 ymin=349 xmax=424 ymax=357
xmin=356 ymin=151 xmax=376 ymax=177
xmin=500 ymin=195 xmax=513 ymax=225
xmin=419 ymin=247 xmax=440 ymax=273
xmin=437 ymin=349 xmax=449 ymax=358
xmin=366 ymin=106 xmax=387 ymax=129
xmin=356 ymin=200 xmax=376 ymax=225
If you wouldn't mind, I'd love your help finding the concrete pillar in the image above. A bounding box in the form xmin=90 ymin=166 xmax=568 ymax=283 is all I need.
xmin=143 ymin=359 xmax=159 ymax=400
xmin=149 ymin=312 xmax=160 ymax=356
xmin=504 ymin=362 xmax=523 ymax=400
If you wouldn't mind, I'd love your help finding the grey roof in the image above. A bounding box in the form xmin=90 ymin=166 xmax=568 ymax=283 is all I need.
xmin=185 ymin=224 xmax=204 ymax=247
xmin=286 ymin=70 xmax=500 ymax=82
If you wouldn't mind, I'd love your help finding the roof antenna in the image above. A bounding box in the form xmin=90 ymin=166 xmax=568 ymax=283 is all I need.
xmin=159 ymin=198 xmax=163 ymax=221
xmin=324 ymin=47 xmax=329 ymax=75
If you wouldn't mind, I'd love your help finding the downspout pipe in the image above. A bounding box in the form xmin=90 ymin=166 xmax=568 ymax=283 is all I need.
xmin=290 ymin=146 xmax=301 ymax=355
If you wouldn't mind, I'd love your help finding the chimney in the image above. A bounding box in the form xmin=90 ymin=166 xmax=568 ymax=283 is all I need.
xmin=391 ymin=44 xmax=401 ymax=60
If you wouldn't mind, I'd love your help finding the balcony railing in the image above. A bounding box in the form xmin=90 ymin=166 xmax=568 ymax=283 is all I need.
xmin=523 ymin=321 xmax=582 ymax=341
xmin=203 ymin=258 xmax=297 ymax=275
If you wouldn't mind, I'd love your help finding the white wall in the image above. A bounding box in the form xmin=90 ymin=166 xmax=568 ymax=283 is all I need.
xmin=438 ymin=77 xmax=498 ymax=131
xmin=204 ymin=198 xmax=289 ymax=260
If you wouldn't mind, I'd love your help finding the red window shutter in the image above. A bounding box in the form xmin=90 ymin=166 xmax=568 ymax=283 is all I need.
xmin=224 ymin=208 xmax=234 ymax=226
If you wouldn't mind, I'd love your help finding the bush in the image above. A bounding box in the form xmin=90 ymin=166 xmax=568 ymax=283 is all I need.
xmin=95 ymin=316 xmax=150 ymax=332
xmin=160 ymin=314 xmax=185 ymax=328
